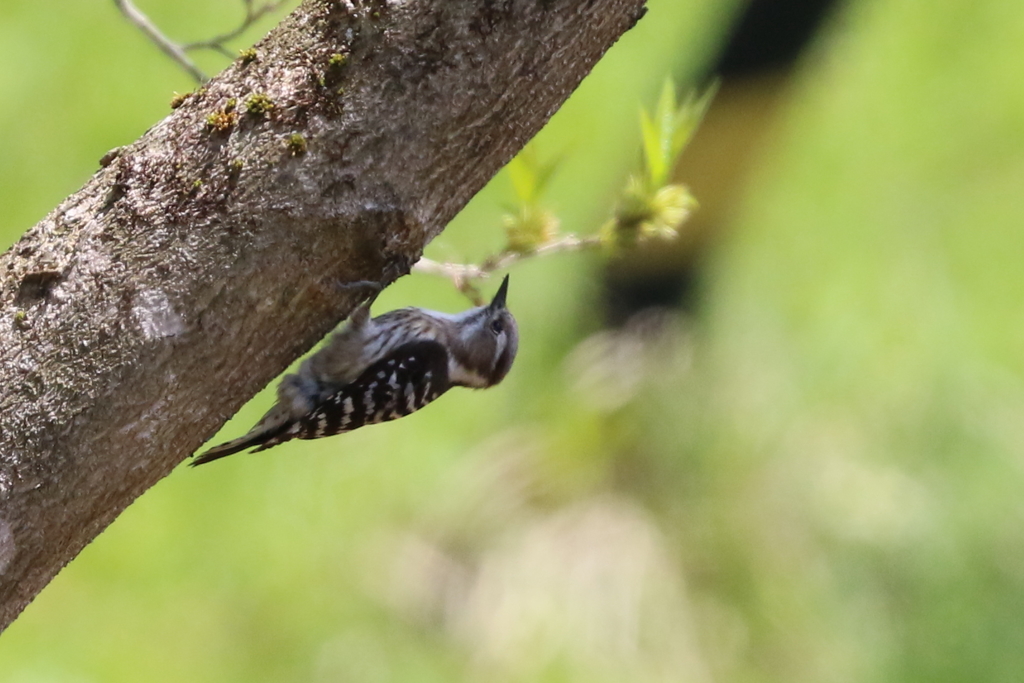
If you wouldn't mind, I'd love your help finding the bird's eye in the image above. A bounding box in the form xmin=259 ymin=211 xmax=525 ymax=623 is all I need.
xmin=490 ymin=319 xmax=504 ymax=334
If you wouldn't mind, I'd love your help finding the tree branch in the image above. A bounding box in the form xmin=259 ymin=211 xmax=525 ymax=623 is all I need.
xmin=0 ymin=0 xmax=647 ymax=631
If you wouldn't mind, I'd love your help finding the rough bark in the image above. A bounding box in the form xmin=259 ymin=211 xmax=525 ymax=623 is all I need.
xmin=0 ymin=0 xmax=647 ymax=631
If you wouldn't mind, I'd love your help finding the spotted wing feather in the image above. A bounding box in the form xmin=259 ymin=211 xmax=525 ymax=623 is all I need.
xmin=256 ymin=340 xmax=452 ymax=450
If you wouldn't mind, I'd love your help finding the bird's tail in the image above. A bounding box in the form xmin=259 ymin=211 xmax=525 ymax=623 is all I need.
xmin=191 ymin=412 xmax=293 ymax=467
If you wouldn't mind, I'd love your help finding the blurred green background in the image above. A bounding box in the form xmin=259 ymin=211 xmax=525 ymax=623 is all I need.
xmin=4 ymin=0 xmax=1024 ymax=681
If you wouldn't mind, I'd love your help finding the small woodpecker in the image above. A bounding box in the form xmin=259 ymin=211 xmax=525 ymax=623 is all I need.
xmin=193 ymin=275 xmax=518 ymax=465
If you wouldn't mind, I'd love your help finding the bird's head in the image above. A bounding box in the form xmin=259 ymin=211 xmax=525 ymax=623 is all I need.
xmin=450 ymin=275 xmax=519 ymax=388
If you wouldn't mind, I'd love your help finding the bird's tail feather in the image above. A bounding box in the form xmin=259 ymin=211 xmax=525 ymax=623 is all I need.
xmin=191 ymin=420 xmax=292 ymax=466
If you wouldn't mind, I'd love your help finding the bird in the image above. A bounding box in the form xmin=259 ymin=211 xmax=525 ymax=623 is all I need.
xmin=192 ymin=275 xmax=518 ymax=465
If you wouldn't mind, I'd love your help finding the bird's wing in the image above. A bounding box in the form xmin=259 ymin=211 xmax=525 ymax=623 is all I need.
xmin=289 ymin=339 xmax=452 ymax=441
xmin=191 ymin=340 xmax=451 ymax=466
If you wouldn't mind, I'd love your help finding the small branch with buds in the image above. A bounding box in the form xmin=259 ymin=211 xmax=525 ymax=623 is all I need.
xmin=414 ymin=81 xmax=715 ymax=304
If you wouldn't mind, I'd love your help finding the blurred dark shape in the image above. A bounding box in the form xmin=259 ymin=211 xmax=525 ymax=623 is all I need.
xmin=604 ymin=0 xmax=842 ymax=326
xmin=717 ymin=0 xmax=839 ymax=75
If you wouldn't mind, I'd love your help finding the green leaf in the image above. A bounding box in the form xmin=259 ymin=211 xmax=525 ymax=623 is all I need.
xmin=639 ymin=79 xmax=717 ymax=188
xmin=506 ymin=144 xmax=562 ymax=205
xmin=640 ymin=107 xmax=664 ymax=189
xmin=506 ymin=153 xmax=536 ymax=205
xmin=671 ymin=81 xmax=717 ymax=162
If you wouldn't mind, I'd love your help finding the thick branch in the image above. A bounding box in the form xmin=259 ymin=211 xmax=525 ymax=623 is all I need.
xmin=0 ymin=0 xmax=647 ymax=631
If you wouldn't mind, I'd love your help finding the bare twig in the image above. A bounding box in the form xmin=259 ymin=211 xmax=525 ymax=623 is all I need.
xmin=113 ymin=0 xmax=288 ymax=81
xmin=113 ymin=0 xmax=207 ymax=82
xmin=183 ymin=0 xmax=287 ymax=56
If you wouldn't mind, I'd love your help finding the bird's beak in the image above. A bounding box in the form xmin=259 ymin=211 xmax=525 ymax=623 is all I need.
xmin=489 ymin=274 xmax=510 ymax=310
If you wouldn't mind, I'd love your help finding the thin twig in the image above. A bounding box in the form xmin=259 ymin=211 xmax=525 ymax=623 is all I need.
xmin=113 ymin=0 xmax=288 ymax=83
xmin=113 ymin=0 xmax=208 ymax=83
xmin=183 ymin=0 xmax=287 ymax=52
xmin=414 ymin=234 xmax=603 ymax=304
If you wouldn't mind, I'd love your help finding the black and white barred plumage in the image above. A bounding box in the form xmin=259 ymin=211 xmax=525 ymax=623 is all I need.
xmin=192 ymin=276 xmax=517 ymax=466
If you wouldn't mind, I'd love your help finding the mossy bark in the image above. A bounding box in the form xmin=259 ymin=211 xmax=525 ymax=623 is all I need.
xmin=0 ymin=0 xmax=647 ymax=631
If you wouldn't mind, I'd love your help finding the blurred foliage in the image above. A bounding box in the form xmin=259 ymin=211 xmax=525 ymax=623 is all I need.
xmin=5 ymin=0 xmax=1024 ymax=682
xmin=641 ymin=79 xmax=713 ymax=189
xmin=431 ymin=79 xmax=705 ymax=306
xmin=601 ymin=80 xmax=706 ymax=250
xmin=501 ymin=145 xmax=562 ymax=254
